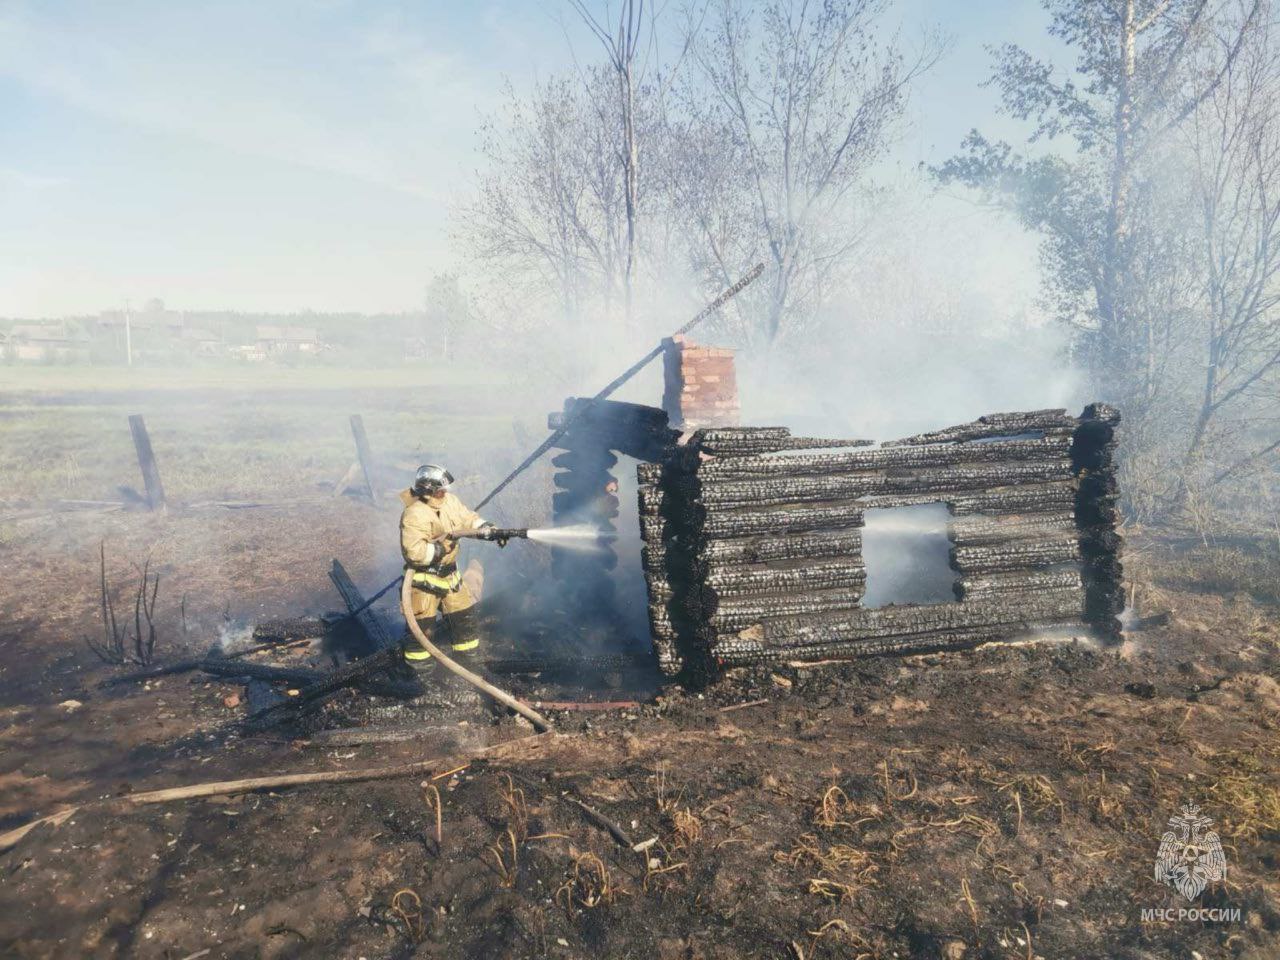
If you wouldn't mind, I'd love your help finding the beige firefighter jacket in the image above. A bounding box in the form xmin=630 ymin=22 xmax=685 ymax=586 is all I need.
xmin=399 ymin=488 xmax=486 ymax=573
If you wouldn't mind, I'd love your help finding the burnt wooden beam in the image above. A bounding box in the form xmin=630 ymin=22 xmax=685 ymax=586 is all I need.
xmin=695 ymin=431 xmax=873 ymax=457
xmin=693 ymin=436 xmax=1073 ymax=480
xmin=956 ymin=569 xmax=1083 ymax=600
xmin=949 ymin=513 xmax=1077 ymax=546
xmin=128 ymin=414 xmax=166 ymax=511
xmin=349 ymin=414 xmax=378 ymax=504
xmin=701 ymin=557 xmax=866 ymax=596
xmin=692 ymin=461 xmax=1071 ymax=508
xmin=240 ymin=647 xmax=402 ymax=730
xmin=699 ymin=502 xmax=866 ymax=538
xmin=883 ymin=409 xmax=1077 ymax=447
xmin=741 ymin=590 xmax=1085 ymax=648
xmin=715 ymin=622 xmax=1089 ymax=665
xmin=329 ymin=559 xmax=398 ymax=652
xmin=951 ymin=537 xmax=1081 ymax=575
xmin=701 ymin=588 xmax=867 ymax=632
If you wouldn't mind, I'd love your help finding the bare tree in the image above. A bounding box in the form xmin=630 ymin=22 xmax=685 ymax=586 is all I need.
xmin=1182 ymin=4 xmax=1280 ymax=492
xmin=457 ymin=74 xmax=627 ymax=328
xmin=673 ymin=0 xmax=939 ymax=347
xmin=940 ymin=0 xmax=1261 ymax=419
xmin=568 ymin=0 xmax=647 ymax=327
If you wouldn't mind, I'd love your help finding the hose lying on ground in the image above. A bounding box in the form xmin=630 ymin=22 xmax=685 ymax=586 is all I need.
xmin=399 ymin=570 xmax=552 ymax=732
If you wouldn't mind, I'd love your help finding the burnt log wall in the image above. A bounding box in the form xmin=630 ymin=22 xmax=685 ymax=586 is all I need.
xmin=638 ymin=407 xmax=1124 ymax=681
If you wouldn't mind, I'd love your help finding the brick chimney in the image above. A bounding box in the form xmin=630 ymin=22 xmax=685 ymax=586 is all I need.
xmin=661 ymin=334 xmax=741 ymax=431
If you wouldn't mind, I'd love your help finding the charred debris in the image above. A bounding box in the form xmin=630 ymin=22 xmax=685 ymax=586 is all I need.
xmin=121 ymin=396 xmax=1124 ymax=739
xmin=93 ymin=322 xmax=1122 ymax=732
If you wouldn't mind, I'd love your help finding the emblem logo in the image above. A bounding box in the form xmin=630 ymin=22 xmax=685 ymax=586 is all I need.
xmin=1154 ymin=803 xmax=1227 ymax=900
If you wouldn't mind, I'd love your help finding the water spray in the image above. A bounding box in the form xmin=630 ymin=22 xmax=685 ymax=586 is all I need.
xmin=453 ymin=523 xmax=606 ymax=553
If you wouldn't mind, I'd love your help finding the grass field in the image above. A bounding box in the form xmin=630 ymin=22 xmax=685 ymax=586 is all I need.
xmin=0 ymin=364 xmax=536 ymax=503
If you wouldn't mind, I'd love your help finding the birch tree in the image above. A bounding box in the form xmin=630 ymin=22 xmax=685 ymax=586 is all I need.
xmin=937 ymin=0 xmax=1260 ymax=422
xmin=1182 ymin=4 xmax=1280 ymax=493
xmin=676 ymin=0 xmax=939 ymax=347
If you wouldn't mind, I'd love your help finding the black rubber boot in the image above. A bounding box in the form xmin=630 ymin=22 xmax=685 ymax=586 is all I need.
xmin=442 ymin=606 xmax=483 ymax=665
xmin=401 ymin=619 xmax=439 ymax=675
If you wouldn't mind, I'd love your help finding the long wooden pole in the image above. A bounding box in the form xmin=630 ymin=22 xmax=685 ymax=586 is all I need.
xmin=475 ymin=263 xmax=763 ymax=510
xmin=0 ymin=733 xmax=563 ymax=854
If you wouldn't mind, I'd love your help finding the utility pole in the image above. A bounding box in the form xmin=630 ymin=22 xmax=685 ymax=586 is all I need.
xmin=124 ymin=298 xmax=133 ymax=367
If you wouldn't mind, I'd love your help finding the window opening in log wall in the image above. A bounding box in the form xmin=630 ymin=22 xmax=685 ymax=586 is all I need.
xmin=861 ymin=503 xmax=958 ymax=608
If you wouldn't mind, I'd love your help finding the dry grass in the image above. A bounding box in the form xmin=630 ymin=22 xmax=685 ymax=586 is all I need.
xmin=813 ymin=784 xmax=880 ymax=831
xmin=653 ymin=761 xmax=686 ymax=815
xmin=777 ymin=833 xmax=879 ymax=903
xmin=670 ymin=807 xmax=703 ymax=850
xmin=556 ymin=851 xmax=620 ymax=911
xmin=1204 ymin=750 xmax=1280 ymax=842
xmin=487 ymin=828 xmax=521 ymax=888
xmin=498 ymin=774 xmax=530 ymax=844
xmin=987 ymin=772 xmax=1065 ymax=823
xmin=421 ymin=783 xmax=443 ymax=849
xmin=390 ymin=888 xmax=427 ymax=943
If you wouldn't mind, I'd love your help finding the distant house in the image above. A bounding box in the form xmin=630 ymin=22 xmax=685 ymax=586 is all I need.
xmin=5 ymin=322 xmax=90 ymax=362
xmin=181 ymin=327 xmax=223 ymax=356
xmin=403 ymin=336 xmax=429 ymax=360
xmin=255 ymin=325 xmax=323 ymax=355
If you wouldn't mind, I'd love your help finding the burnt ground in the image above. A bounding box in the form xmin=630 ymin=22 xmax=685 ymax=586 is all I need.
xmin=1 ymin=501 xmax=1279 ymax=960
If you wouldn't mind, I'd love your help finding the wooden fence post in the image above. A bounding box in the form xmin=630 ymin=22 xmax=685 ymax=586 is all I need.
xmin=349 ymin=414 xmax=378 ymax=504
xmin=128 ymin=415 xmax=166 ymax=511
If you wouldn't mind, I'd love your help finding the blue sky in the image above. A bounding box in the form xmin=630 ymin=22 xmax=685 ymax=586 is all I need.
xmin=0 ymin=0 xmax=1057 ymax=317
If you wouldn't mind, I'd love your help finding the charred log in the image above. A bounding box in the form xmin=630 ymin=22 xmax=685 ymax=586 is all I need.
xmin=956 ymin=569 xmax=1083 ymax=600
xmin=693 ymin=461 xmax=1070 ymax=508
xmin=951 ymin=536 xmax=1081 ymax=574
xmin=736 ymin=589 xmax=1085 ymax=648
xmin=693 ymin=436 xmax=1073 ymax=480
xmin=884 ymin=409 xmax=1077 ymax=446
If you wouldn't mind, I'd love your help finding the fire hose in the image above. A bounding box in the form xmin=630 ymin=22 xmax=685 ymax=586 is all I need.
xmin=398 ymin=568 xmax=552 ymax=732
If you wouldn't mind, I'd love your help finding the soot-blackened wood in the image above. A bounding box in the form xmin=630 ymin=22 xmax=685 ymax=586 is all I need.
xmin=1072 ymin=403 xmax=1125 ymax=640
xmin=704 ymin=589 xmax=866 ymax=632
xmin=550 ymin=398 xmax=680 ymax=462
xmin=251 ymin=617 xmax=329 ymax=643
xmin=949 ymin=513 xmax=1076 ymax=546
xmin=349 ymin=414 xmax=379 ymax=504
xmin=884 ymin=409 xmax=1077 ymax=446
xmin=699 ymin=502 xmax=865 ymax=538
xmin=714 ymin=617 xmax=1089 ymax=665
xmin=693 ymin=437 xmax=1073 ymax=480
xmin=948 ymin=482 xmax=1076 ymax=516
xmin=329 ymin=559 xmax=398 ymax=653
xmin=697 ymin=529 xmax=863 ymax=565
xmin=956 ymin=569 xmax=1083 ymax=600
xmin=702 ymin=558 xmax=866 ymax=596
xmin=714 ymin=626 xmax=1015 ymax=664
xmin=951 ymin=536 xmax=1081 ymax=574
xmin=696 ymin=435 xmax=873 ymax=456
xmin=693 ymin=461 xmax=1071 ymax=508
xmin=749 ymin=589 xmax=1084 ymax=647
xmin=128 ymin=414 xmax=167 ymax=511
xmin=241 ymin=648 xmax=401 ymax=730
xmin=197 ymin=659 xmax=420 ymax=698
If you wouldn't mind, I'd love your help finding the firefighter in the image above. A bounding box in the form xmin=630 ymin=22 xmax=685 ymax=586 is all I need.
xmin=400 ymin=464 xmax=494 ymax=671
